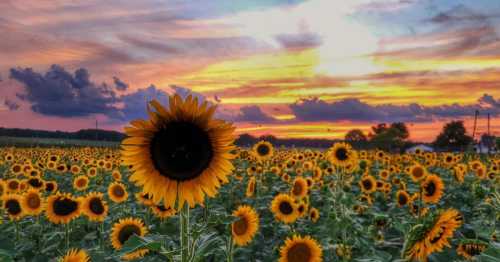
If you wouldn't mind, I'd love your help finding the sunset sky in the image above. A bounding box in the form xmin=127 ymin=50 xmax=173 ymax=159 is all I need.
xmin=1 ymin=0 xmax=500 ymax=141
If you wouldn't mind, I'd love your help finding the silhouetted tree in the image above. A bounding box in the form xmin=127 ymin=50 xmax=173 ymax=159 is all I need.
xmin=433 ymin=121 xmax=473 ymax=150
xmin=345 ymin=129 xmax=367 ymax=142
xmin=369 ymin=122 xmax=409 ymax=152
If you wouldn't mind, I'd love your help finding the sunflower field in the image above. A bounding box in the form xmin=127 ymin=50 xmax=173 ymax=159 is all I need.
xmin=0 ymin=95 xmax=499 ymax=262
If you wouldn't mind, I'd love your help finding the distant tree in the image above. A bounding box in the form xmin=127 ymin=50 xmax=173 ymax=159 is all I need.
xmin=369 ymin=122 xmax=409 ymax=152
xmin=496 ymin=137 xmax=500 ymax=150
xmin=433 ymin=121 xmax=473 ymax=150
xmin=390 ymin=122 xmax=409 ymax=139
xmin=345 ymin=129 xmax=367 ymax=142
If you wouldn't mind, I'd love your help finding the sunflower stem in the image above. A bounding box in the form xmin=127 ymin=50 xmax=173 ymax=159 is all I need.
xmin=180 ymin=203 xmax=190 ymax=262
xmin=15 ymin=220 xmax=19 ymax=242
xmin=64 ymin=223 xmax=69 ymax=250
xmin=227 ymin=235 xmax=234 ymax=262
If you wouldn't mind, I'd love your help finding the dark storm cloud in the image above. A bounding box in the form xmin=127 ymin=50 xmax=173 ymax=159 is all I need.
xmin=275 ymin=33 xmax=322 ymax=50
xmin=10 ymin=65 xmax=121 ymax=118
xmin=113 ymin=76 xmax=128 ymax=91
xmin=234 ymin=105 xmax=276 ymax=123
xmin=119 ymin=84 xmax=170 ymax=121
xmin=289 ymin=95 xmax=500 ymax=123
xmin=4 ymin=99 xmax=19 ymax=111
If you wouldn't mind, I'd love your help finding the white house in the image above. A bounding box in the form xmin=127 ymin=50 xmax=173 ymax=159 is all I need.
xmin=405 ymin=144 xmax=434 ymax=154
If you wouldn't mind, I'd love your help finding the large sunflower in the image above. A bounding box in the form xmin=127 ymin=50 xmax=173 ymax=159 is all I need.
xmin=2 ymin=194 xmax=24 ymax=220
xmin=108 ymin=182 xmax=128 ymax=203
xmin=21 ymin=189 xmax=44 ymax=216
xmin=82 ymin=192 xmax=108 ymax=222
xmin=252 ymin=141 xmax=274 ymax=161
xmin=403 ymin=209 xmax=462 ymax=261
xmin=46 ymin=193 xmax=81 ymax=224
xmin=120 ymin=94 xmax=236 ymax=208
xmin=328 ymin=142 xmax=357 ymax=167
xmin=110 ymin=217 xmax=149 ymax=260
xmin=271 ymin=193 xmax=299 ymax=224
xmin=421 ymin=174 xmax=444 ymax=204
xmin=290 ymin=177 xmax=309 ymax=199
xmin=59 ymin=248 xmax=90 ymax=262
xmin=279 ymin=235 xmax=323 ymax=262
xmin=231 ymin=205 xmax=259 ymax=246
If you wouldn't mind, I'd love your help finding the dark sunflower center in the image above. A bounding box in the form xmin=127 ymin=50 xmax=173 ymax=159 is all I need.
xmin=287 ymin=243 xmax=311 ymax=262
xmin=28 ymin=178 xmax=43 ymax=188
xmin=257 ymin=144 xmax=270 ymax=156
xmin=156 ymin=205 xmax=170 ymax=212
xmin=5 ymin=199 xmax=21 ymax=215
xmin=335 ymin=148 xmax=348 ymax=161
xmin=27 ymin=195 xmax=41 ymax=208
xmin=50 ymin=156 xmax=57 ymax=161
xmin=89 ymin=198 xmax=105 ymax=215
xmin=279 ymin=201 xmax=293 ymax=215
xmin=430 ymin=226 xmax=445 ymax=244
xmin=398 ymin=194 xmax=408 ymax=205
xmin=362 ymin=179 xmax=373 ymax=190
xmin=424 ymin=181 xmax=436 ymax=196
xmin=76 ymin=179 xmax=87 ymax=187
xmin=233 ymin=217 xmax=248 ymax=236
xmin=53 ymin=197 xmax=78 ymax=216
xmin=46 ymin=183 xmax=55 ymax=192
xmin=413 ymin=167 xmax=423 ymax=178
xmin=292 ymin=182 xmax=303 ymax=196
xmin=446 ymin=156 xmax=452 ymax=162
xmin=8 ymin=181 xmax=19 ymax=190
xmin=298 ymin=205 xmax=305 ymax=213
xmin=13 ymin=166 xmax=21 ymax=173
xmin=150 ymin=121 xmax=213 ymax=181
xmin=113 ymin=186 xmax=125 ymax=197
xmin=118 ymin=225 xmax=141 ymax=244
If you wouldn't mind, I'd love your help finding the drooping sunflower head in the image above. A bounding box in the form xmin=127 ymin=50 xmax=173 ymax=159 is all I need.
xmin=150 ymin=204 xmax=177 ymax=219
xmin=279 ymin=235 xmax=323 ymax=262
xmin=309 ymin=207 xmax=319 ymax=223
xmin=245 ymin=177 xmax=256 ymax=198
xmin=402 ymin=208 xmax=462 ymax=261
xmin=82 ymin=192 xmax=108 ymax=222
xmin=46 ymin=193 xmax=81 ymax=224
xmin=21 ymin=189 xmax=45 ymax=216
xmin=58 ymin=248 xmax=90 ymax=262
xmin=121 ymin=94 xmax=236 ymax=208
xmin=328 ymin=142 xmax=357 ymax=167
xmin=290 ymin=177 xmax=309 ymax=198
xmin=252 ymin=141 xmax=274 ymax=161
xmin=110 ymin=217 xmax=149 ymax=260
xmin=231 ymin=205 xmax=259 ymax=246
xmin=2 ymin=194 xmax=24 ymax=220
xmin=73 ymin=175 xmax=89 ymax=191
xmin=421 ymin=174 xmax=444 ymax=204
xmin=108 ymin=182 xmax=128 ymax=203
xmin=359 ymin=175 xmax=377 ymax=194
xmin=456 ymin=239 xmax=488 ymax=260
xmin=271 ymin=193 xmax=299 ymax=224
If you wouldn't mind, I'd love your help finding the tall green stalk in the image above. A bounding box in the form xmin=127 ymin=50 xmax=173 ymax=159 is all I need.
xmin=180 ymin=203 xmax=190 ymax=262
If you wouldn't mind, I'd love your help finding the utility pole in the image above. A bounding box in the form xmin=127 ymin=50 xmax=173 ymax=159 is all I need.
xmin=487 ymin=113 xmax=491 ymax=136
xmin=472 ymin=110 xmax=479 ymax=141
